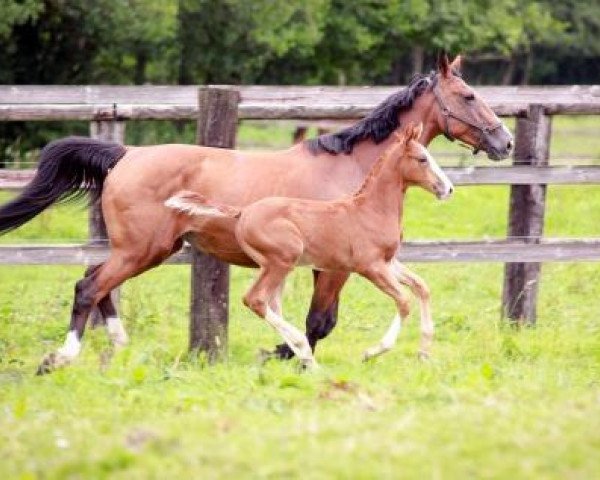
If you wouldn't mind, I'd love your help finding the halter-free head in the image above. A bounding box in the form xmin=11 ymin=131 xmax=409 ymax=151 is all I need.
xmin=392 ymin=122 xmax=454 ymax=200
xmin=433 ymin=53 xmax=513 ymax=161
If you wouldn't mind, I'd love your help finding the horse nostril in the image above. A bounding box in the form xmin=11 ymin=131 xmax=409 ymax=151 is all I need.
xmin=507 ymin=140 xmax=513 ymax=151
xmin=449 ymin=186 xmax=454 ymax=195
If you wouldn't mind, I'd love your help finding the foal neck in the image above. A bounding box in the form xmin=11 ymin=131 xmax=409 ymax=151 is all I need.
xmin=352 ymin=145 xmax=406 ymax=217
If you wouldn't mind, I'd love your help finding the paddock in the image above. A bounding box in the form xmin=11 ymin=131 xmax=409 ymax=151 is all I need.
xmin=1 ymin=84 xmax=600 ymax=478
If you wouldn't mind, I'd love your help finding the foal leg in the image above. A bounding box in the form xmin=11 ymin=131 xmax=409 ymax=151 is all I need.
xmin=244 ymin=267 xmax=317 ymax=370
xmin=273 ymin=270 xmax=350 ymax=359
xmin=360 ymin=263 xmax=412 ymax=362
xmin=390 ymin=259 xmax=433 ymax=359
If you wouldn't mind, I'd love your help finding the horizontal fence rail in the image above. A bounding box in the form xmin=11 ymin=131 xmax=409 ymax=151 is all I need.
xmin=1 ymin=85 xmax=600 ymax=120
xmin=1 ymin=239 xmax=599 ymax=265
xmin=3 ymin=166 xmax=600 ymax=190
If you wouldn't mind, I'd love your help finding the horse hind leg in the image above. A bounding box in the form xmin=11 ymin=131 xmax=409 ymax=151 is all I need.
xmin=36 ymin=246 xmax=166 ymax=375
xmin=37 ymin=268 xmax=101 ymax=375
xmin=80 ymin=264 xmax=128 ymax=348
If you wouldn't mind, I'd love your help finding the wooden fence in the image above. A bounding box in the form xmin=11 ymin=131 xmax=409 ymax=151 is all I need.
xmin=1 ymin=85 xmax=600 ymax=358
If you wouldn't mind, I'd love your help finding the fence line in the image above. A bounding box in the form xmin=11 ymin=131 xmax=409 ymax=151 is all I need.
xmin=4 ymin=165 xmax=600 ymax=189
xmin=1 ymin=84 xmax=600 ymax=358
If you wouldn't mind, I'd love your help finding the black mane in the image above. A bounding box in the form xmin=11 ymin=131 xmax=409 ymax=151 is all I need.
xmin=306 ymin=72 xmax=437 ymax=155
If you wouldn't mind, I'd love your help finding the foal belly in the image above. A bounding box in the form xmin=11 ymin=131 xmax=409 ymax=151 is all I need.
xmin=185 ymin=219 xmax=258 ymax=268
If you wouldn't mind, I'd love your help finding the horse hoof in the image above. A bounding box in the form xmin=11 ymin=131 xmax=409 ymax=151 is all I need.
xmin=36 ymin=353 xmax=57 ymax=375
xmin=36 ymin=352 xmax=72 ymax=375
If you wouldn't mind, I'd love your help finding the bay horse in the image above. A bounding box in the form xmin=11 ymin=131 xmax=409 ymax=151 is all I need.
xmin=165 ymin=123 xmax=452 ymax=369
xmin=0 ymin=54 xmax=512 ymax=373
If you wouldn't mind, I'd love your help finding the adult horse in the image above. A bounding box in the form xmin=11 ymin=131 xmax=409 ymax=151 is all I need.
xmin=0 ymin=54 xmax=512 ymax=372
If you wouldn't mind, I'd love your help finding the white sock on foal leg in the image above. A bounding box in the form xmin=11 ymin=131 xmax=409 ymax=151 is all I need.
xmin=264 ymin=307 xmax=318 ymax=369
xmin=106 ymin=316 xmax=128 ymax=348
xmin=362 ymin=314 xmax=402 ymax=361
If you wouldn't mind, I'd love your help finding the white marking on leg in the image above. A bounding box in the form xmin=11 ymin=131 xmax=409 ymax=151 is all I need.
xmin=57 ymin=330 xmax=81 ymax=359
xmin=363 ymin=314 xmax=402 ymax=361
xmin=391 ymin=259 xmax=434 ymax=358
xmin=106 ymin=316 xmax=128 ymax=348
xmin=265 ymin=307 xmax=318 ymax=369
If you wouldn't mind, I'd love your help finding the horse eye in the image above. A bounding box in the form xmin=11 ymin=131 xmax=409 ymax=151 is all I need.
xmin=418 ymin=157 xmax=428 ymax=164
xmin=464 ymin=93 xmax=475 ymax=102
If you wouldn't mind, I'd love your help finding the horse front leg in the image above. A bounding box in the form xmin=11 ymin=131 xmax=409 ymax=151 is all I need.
xmin=272 ymin=270 xmax=350 ymax=359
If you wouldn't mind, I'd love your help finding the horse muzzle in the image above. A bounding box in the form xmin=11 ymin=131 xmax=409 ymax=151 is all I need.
xmin=482 ymin=124 xmax=514 ymax=161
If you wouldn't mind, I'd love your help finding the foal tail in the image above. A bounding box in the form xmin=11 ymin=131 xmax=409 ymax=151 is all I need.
xmin=0 ymin=136 xmax=126 ymax=234
xmin=165 ymin=191 xmax=241 ymax=219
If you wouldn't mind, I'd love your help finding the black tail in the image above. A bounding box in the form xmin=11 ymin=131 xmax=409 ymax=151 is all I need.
xmin=0 ymin=136 xmax=126 ymax=234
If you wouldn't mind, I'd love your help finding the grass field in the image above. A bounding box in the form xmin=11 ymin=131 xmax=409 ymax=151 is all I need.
xmin=1 ymin=118 xmax=600 ymax=479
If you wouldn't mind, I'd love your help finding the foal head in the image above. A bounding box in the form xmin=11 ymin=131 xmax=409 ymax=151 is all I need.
xmin=393 ymin=123 xmax=454 ymax=200
xmin=432 ymin=54 xmax=513 ymax=160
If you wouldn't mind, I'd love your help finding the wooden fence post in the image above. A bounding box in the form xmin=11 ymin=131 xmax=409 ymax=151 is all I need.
xmin=501 ymin=105 xmax=552 ymax=324
xmin=89 ymin=120 xmax=125 ymax=325
xmin=190 ymin=87 xmax=240 ymax=361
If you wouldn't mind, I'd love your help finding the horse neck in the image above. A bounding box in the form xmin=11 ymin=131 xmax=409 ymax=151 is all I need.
xmin=350 ymin=91 xmax=439 ymax=174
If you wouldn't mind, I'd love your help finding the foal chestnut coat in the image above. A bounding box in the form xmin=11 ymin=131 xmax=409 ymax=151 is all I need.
xmin=167 ymin=123 xmax=454 ymax=368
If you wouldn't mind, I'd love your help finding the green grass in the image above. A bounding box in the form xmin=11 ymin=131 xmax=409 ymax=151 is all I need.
xmin=1 ymin=119 xmax=600 ymax=479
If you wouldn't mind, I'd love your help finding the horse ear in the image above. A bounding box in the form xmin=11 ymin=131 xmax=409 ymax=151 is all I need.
xmin=450 ymin=54 xmax=462 ymax=75
xmin=437 ymin=50 xmax=450 ymax=78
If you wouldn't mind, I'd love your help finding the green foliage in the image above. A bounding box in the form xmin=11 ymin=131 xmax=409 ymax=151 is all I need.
xmin=0 ymin=0 xmax=42 ymax=39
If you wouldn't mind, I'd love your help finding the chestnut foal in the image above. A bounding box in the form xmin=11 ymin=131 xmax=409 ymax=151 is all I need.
xmin=166 ymin=123 xmax=453 ymax=368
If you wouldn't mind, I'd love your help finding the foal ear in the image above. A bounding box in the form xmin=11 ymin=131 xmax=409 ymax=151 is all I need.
xmin=412 ymin=122 xmax=423 ymax=141
xmin=450 ymin=54 xmax=462 ymax=75
xmin=437 ymin=50 xmax=450 ymax=78
xmin=397 ymin=122 xmax=416 ymax=144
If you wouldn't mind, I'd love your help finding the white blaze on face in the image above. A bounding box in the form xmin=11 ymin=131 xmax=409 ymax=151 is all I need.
xmin=422 ymin=146 xmax=454 ymax=200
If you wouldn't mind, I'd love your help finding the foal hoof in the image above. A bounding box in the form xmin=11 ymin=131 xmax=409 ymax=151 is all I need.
xmin=362 ymin=348 xmax=379 ymax=363
xmin=273 ymin=343 xmax=296 ymax=360
xmin=299 ymin=358 xmax=319 ymax=372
